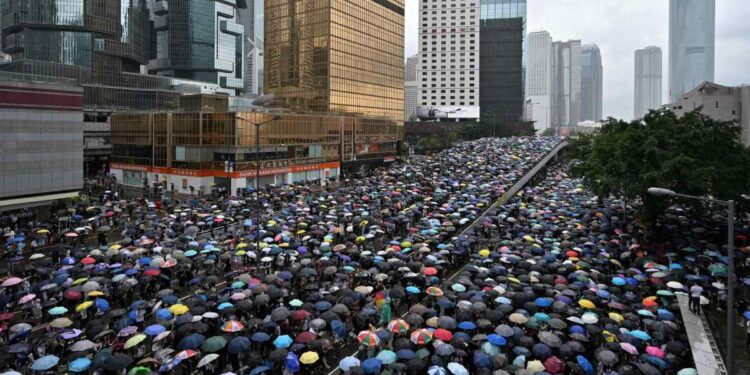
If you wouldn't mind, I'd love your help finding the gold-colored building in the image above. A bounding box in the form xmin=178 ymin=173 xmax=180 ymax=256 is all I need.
xmin=264 ymin=0 xmax=405 ymax=122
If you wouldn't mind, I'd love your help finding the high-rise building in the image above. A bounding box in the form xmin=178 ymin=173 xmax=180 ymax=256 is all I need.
xmin=479 ymin=0 xmax=525 ymax=124
xmin=265 ymin=0 xmax=404 ymax=122
xmin=634 ymin=46 xmax=662 ymax=119
xmin=238 ymin=0 xmax=264 ymax=96
xmin=148 ymin=0 xmax=245 ymax=95
xmin=525 ymin=31 xmax=553 ymax=132
xmin=552 ymin=40 xmax=581 ymax=128
xmin=669 ymin=0 xmax=715 ymax=103
xmin=405 ymin=55 xmax=418 ymax=121
xmin=417 ymin=0 xmax=480 ymax=118
xmin=580 ymin=44 xmax=602 ymax=122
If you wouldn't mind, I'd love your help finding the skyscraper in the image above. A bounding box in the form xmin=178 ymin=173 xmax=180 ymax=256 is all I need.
xmin=634 ymin=46 xmax=662 ymax=119
xmin=525 ymin=31 xmax=553 ymax=132
xmin=552 ymin=40 xmax=581 ymax=128
xmin=405 ymin=55 xmax=418 ymax=121
xmin=417 ymin=0 xmax=480 ymax=117
xmin=238 ymin=0 xmax=265 ymax=96
xmin=479 ymin=0 xmax=526 ymax=124
xmin=148 ymin=0 xmax=245 ymax=95
xmin=265 ymin=0 xmax=404 ymax=122
xmin=580 ymin=44 xmax=602 ymax=122
xmin=669 ymin=0 xmax=715 ymax=103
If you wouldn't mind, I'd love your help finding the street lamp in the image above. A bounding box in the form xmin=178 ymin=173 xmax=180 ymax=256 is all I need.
xmin=235 ymin=114 xmax=282 ymax=250
xmin=647 ymin=187 xmax=736 ymax=374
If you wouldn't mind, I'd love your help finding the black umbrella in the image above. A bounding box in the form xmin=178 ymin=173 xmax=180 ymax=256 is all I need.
xmin=103 ymin=354 xmax=133 ymax=371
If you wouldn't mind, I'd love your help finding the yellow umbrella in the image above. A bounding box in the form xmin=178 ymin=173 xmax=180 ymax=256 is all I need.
xmin=507 ymin=277 xmax=521 ymax=284
xmin=87 ymin=291 xmax=105 ymax=298
xmin=36 ymin=229 xmax=50 ymax=234
xmin=296 ymin=230 xmax=306 ymax=235
xmin=479 ymin=249 xmax=491 ymax=257
xmin=523 ymin=235 xmax=535 ymax=242
xmin=124 ymin=334 xmax=147 ymax=349
xmin=169 ymin=304 xmax=189 ymax=315
xmin=578 ymin=299 xmax=595 ymax=309
xmin=109 ymin=244 xmax=122 ymax=250
xmin=72 ymin=278 xmax=88 ymax=286
xmin=235 ymin=250 xmax=247 ymax=256
xmin=299 ymin=351 xmax=319 ymax=364
xmin=355 ymin=236 xmax=366 ymax=244
xmin=236 ymin=243 xmax=248 ymax=249
xmin=602 ymin=330 xmax=617 ymax=343
xmin=76 ymin=301 xmax=94 ymax=312
xmin=279 ymin=243 xmax=289 ymax=248
xmin=608 ymin=312 xmax=624 ymax=324
xmin=267 ymin=220 xmax=277 ymax=226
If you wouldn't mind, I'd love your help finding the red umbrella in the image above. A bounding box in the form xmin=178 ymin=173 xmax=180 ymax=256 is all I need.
xmin=423 ymin=267 xmax=438 ymax=276
xmin=433 ymin=328 xmax=453 ymax=342
xmin=295 ymin=331 xmax=316 ymax=344
xmin=544 ymin=355 xmax=564 ymax=373
xmin=291 ymin=310 xmax=310 ymax=321
xmin=0 ymin=312 xmax=16 ymax=321
xmin=143 ymin=269 xmax=161 ymax=277
xmin=64 ymin=289 xmax=83 ymax=300
xmin=81 ymin=257 xmax=96 ymax=265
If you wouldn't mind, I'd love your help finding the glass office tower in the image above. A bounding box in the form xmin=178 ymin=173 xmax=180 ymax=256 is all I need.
xmin=669 ymin=0 xmax=715 ymax=103
xmin=265 ymin=0 xmax=404 ymax=122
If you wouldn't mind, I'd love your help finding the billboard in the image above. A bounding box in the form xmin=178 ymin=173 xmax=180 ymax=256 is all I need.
xmin=416 ymin=105 xmax=480 ymax=120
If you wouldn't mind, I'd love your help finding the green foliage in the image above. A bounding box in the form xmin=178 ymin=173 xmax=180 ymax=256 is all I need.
xmin=567 ymin=109 xmax=750 ymax=222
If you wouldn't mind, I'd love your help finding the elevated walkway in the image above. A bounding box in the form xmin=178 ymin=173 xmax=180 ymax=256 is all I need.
xmin=676 ymin=294 xmax=727 ymax=375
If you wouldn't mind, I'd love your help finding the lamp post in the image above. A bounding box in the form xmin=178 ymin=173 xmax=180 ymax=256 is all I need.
xmin=647 ymin=187 xmax=736 ymax=374
xmin=235 ymin=114 xmax=282 ymax=250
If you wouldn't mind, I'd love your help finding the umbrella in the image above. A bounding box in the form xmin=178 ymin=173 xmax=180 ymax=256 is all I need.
xmin=124 ymin=334 xmax=147 ymax=349
xmin=201 ymin=336 xmax=228 ymax=352
xmin=197 ymin=353 xmax=220 ymax=368
xmin=358 ymin=331 xmax=381 ymax=347
xmin=274 ymin=335 xmax=293 ymax=349
xmin=410 ymin=329 xmax=433 ymax=345
xmin=104 ymin=354 xmax=133 ymax=371
xmin=376 ymin=350 xmax=397 ymax=364
xmin=299 ymin=351 xmax=319 ymax=364
xmin=447 ymin=362 xmax=469 ymax=375
xmin=70 ymin=340 xmax=96 ymax=352
xmin=362 ymin=358 xmax=382 ymax=374
xmin=68 ymin=357 xmax=92 ymax=373
xmin=31 ymin=355 xmax=59 ymax=371
xmin=339 ymin=356 xmax=361 ymax=372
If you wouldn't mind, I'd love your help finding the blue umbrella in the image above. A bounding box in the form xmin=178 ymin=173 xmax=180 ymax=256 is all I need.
xmin=406 ymin=286 xmax=421 ymax=294
xmin=458 ymin=321 xmax=476 ymax=330
xmin=743 ymin=311 xmax=750 ymax=320
xmin=184 ymin=250 xmax=198 ymax=257
xmin=249 ymin=366 xmax=272 ymax=375
xmin=251 ymin=332 xmax=271 ymax=342
xmin=362 ymin=358 xmax=382 ymax=374
xmin=155 ymin=308 xmax=173 ymax=321
xmin=532 ymin=343 xmax=552 ymax=359
xmin=179 ymin=333 xmax=206 ymax=350
xmin=642 ymin=354 xmax=668 ymax=369
xmin=285 ymin=352 xmax=300 ymax=373
xmin=161 ymin=295 xmax=179 ymax=304
xmin=31 ymin=355 xmax=59 ymax=371
xmin=274 ymin=335 xmax=292 ymax=349
xmin=611 ymin=277 xmax=626 ymax=286
xmin=339 ymin=356 xmax=361 ymax=372
xmin=217 ymin=302 xmax=233 ymax=310
xmin=228 ymin=337 xmax=250 ymax=353
xmin=314 ymin=301 xmax=332 ymax=311
xmin=145 ymin=324 xmax=167 ymax=336
xmin=94 ymin=298 xmax=110 ymax=312
xmin=397 ymin=349 xmax=416 ymax=360
xmin=628 ymin=330 xmax=652 ymax=341
xmin=68 ymin=357 xmax=91 ymax=372
xmin=62 ymin=257 xmax=76 ymax=265
xmin=576 ymin=355 xmax=593 ymax=375
xmin=534 ymin=297 xmax=552 ymax=307
xmin=473 ymin=351 xmax=492 ymax=368
xmin=487 ymin=334 xmax=507 ymax=346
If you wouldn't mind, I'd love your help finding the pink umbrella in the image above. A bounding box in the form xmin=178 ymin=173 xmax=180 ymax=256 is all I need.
xmin=230 ymin=292 xmax=246 ymax=300
xmin=620 ymin=342 xmax=639 ymax=355
xmin=646 ymin=345 xmax=665 ymax=358
xmin=1 ymin=277 xmax=22 ymax=287
xmin=19 ymin=294 xmax=36 ymax=304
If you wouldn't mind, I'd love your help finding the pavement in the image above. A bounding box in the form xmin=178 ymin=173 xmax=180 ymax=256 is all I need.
xmin=676 ymin=294 xmax=727 ymax=375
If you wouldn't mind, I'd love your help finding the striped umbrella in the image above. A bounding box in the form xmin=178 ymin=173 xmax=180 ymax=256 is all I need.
xmin=357 ymin=331 xmax=381 ymax=347
xmin=221 ymin=321 xmax=245 ymax=333
xmin=174 ymin=349 xmax=200 ymax=360
xmin=410 ymin=329 xmax=433 ymax=345
xmin=387 ymin=319 xmax=410 ymax=334
xmin=426 ymin=287 xmax=444 ymax=297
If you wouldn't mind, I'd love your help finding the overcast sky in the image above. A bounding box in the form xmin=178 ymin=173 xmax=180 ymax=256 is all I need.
xmin=404 ymin=0 xmax=750 ymax=120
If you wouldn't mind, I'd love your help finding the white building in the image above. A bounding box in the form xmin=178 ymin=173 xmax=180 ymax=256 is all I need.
xmin=405 ymin=55 xmax=419 ymax=121
xmin=525 ymin=31 xmax=553 ymax=132
xmin=669 ymin=0 xmax=715 ymax=103
xmin=552 ymin=40 xmax=581 ymax=128
xmin=417 ymin=0 xmax=480 ymax=118
xmin=634 ymin=46 xmax=662 ymax=119
xmin=668 ymin=81 xmax=750 ymax=146
xmin=238 ymin=0 xmax=264 ymax=96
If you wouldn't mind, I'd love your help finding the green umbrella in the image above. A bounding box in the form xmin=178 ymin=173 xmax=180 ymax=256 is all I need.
xmin=124 ymin=334 xmax=146 ymax=349
xmin=201 ymin=336 xmax=228 ymax=353
xmin=128 ymin=367 xmax=152 ymax=375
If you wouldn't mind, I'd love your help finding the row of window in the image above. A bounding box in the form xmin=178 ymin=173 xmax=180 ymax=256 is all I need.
xmin=421 ymin=102 xmax=478 ymax=106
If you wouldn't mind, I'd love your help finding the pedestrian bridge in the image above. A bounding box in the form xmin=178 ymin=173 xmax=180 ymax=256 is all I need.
xmin=676 ymin=294 xmax=727 ymax=375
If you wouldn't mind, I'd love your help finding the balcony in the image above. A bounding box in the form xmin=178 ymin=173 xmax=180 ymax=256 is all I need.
xmin=220 ymin=20 xmax=244 ymax=36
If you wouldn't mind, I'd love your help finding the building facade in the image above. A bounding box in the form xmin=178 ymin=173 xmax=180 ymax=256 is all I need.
xmin=109 ymin=110 xmax=402 ymax=195
xmin=478 ymin=0 xmax=525 ymax=125
xmin=405 ymin=55 xmax=418 ymax=121
xmin=669 ymin=0 xmax=715 ymax=103
xmin=668 ymin=82 xmax=750 ymax=145
xmin=552 ymin=40 xmax=581 ymax=128
xmin=148 ymin=0 xmax=245 ymax=95
xmin=634 ymin=46 xmax=662 ymax=119
xmin=580 ymin=44 xmax=602 ymax=122
xmin=264 ymin=0 xmax=404 ymax=122
xmin=0 ymin=72 xmax=83 ymax=212
xmin=525 ymin=31 xmax=553 ymax=132
xmin=417 ymin=0 xmax=480 ymax=118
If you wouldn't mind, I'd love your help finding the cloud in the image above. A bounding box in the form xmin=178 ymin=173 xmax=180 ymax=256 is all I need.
xmin=405 ymin=0 xmax=748 ymax=121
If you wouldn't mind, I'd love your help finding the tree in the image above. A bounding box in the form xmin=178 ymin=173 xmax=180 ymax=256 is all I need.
xmin=567 ymin=109 xmax=750 ymax=224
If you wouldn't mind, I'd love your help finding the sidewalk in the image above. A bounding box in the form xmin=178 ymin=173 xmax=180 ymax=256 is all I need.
xmin=676 ymin=294 xmax=727 ymax=375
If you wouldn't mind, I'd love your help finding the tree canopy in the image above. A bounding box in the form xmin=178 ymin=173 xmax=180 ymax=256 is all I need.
xmin=567 ymin=109 xmax=750 ymax=221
